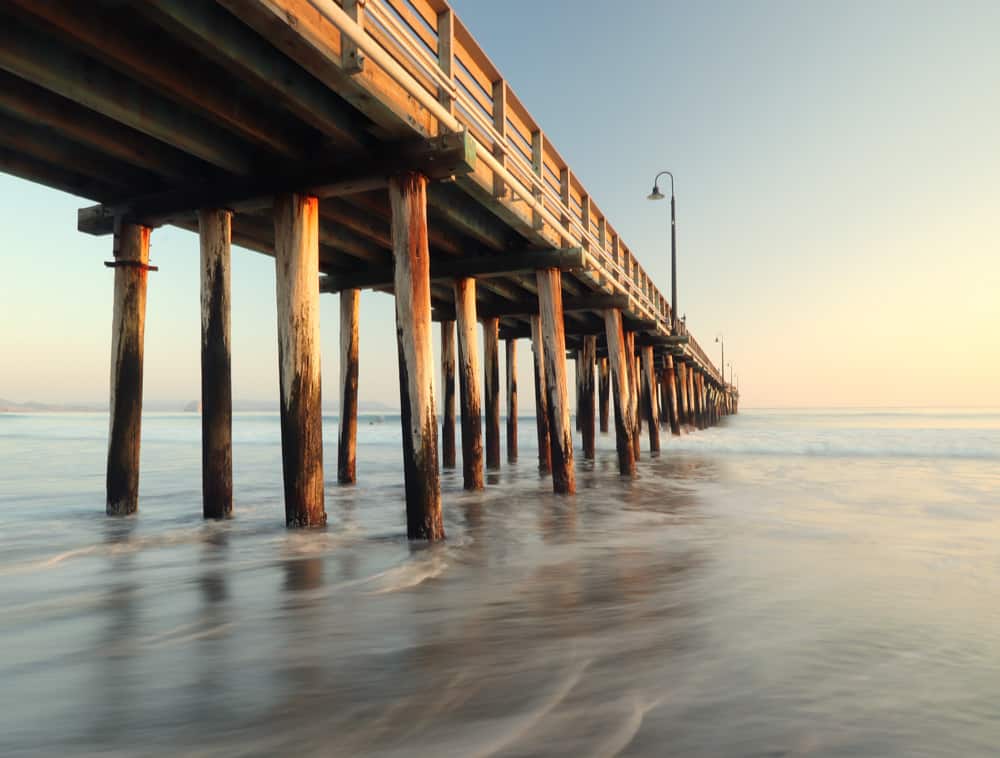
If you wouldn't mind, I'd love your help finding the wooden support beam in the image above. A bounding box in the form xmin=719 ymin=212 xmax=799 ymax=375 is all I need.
xmin=433 ymin=292 xmax=626 ymax=323
xmin=106 ymin=223 xmax=150 ymax=516
xmin=483 ymin=316 xmax=501 ymax=470
xmin=8 ymin=0 xmax=311 ymax=159
xmin=579 ymin=335 xmax=597 ymax=459
xmin=274 ymin=193 xmax=326 ymax=527
xmin=665 ymin=355 xmax=681 ymax=436
xmin=321 ymin=246 xmax=585 ymax=293
xmin=0 ymin=145 xmax=118 ymax=202
xmin=79 ymin=132 xmax=476 ymax=235
xmin=0 ymin=110 xmax=164 ymax=196
xmin=598 ymin=357 xmax=610 ymax=434
xmin=454 ymin=277 xmax=484 ymax=490
xmin=536 ymin=269 xmax=575 ymax=493
xmin=142 ymin=0 xmax=370 ymax=148
xmin=338 ymin=288 xmax=360 ymax=484
xmin=530 ymin=315 xmax=552 ymax=475
xmin=506 ymin=338 xmax=518 ymax=463
xmin=199 ymin=209 xmax=233 ymax=519
xmin=0 ymin=70 xmax=213 ymax=182
xmin=0 ymin=16 xmax=254 ymax=175
xmin=640 ymin=345 xmax=660 ymax=454
xmin=603 ymin=308 xmax=636 ymax=476
xmin=390 ymin=173 xmax=443 ymax=539
xmin=440 ymin=320 xmax=457 ymax=469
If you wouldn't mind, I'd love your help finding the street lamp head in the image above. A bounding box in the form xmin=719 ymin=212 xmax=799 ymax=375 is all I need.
xmin=647 ymin=184 xmax=665 ymax=201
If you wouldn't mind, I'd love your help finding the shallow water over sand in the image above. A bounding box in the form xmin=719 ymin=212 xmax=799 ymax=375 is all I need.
xmin=2 ymin=409 xmax=1000 ymax=756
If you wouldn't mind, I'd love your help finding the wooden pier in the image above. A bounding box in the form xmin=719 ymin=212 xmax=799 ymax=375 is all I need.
xmin=0 ymin=0 xmax=738 ymax=536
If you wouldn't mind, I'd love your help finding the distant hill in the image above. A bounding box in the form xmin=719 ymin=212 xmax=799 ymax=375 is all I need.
xmin=1 ymin=397 xmax=400 ymax=414
xmin=0 ymin=398 xmax=104 ymax=413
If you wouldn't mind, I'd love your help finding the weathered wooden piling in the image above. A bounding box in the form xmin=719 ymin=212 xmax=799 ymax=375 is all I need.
xmin=604 ymin=308 xmax=636 ymax=475
xmin=454 ymin=277 xmax=484 ymax=489
xmin=625 ymin=331 xmax=641 ymax=459
xmin=598 ymin=356 xmax=610 ymax=434
xmin=640 ymin=345 xmax=660 ymax=453
xmin=390 ymin=172 xmax=443 ymax=540
xmin=530 ymin=314 xmax=552 ymax=474
xmin=536 ymin=268 xmax=575 ymax=493
xmin=690 ymin=367 xmax=698 ymax=429
xmin=677 ymin=360 xmax=690 ymax=430
xmin=440 ymin=320 xmax=456 ymax=469
xmin=337 ymin=287 xmax=359 ymax=484
xmin=483 ymin=315 xmax=501 ymax=469
xmin=274 ymin=193 xmax=325 ymax=528
xmin=506 ymin=338 xmax=518 ymax=463
xmin=198 ymin=209 xmax=233 ymax=518
xmin=664 ymin=354 xmax=681 ymax=436
xmin=106 ymin=222 xmax=150 ymax=516
xmin=579 ymin=335 xmax=597 ymax=458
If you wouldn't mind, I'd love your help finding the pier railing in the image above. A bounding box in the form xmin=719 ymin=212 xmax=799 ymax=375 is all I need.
xmin=316 ymin=0 xmax=675 ymax=333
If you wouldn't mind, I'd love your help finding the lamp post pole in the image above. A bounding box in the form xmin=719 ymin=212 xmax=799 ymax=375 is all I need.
xmin=647 ymin=171 xmax=677 ymax=334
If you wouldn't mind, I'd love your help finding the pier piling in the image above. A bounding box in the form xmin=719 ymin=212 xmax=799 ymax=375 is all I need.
xmin=390 ymin=172 xmax=443 ymax=540
xmin=665 ymin=355 xmax=681 ymax=436
xmin=106 ymin=222 xmax=150 ymax=516
xmin=506 ymin=338 xmax=518 ymax=463
xmin=273 ymin=193 xmax=325 ymax=528
xmin=198 ymin=209 xmax=233 ymax=518
xmin=441 ymin=320 xmax=456 ymax=469
xmin=640 ymin=345 xmax=660 ymax=453
xmin=483 ymin=315 xmax=501 ymax=470
xmin=530 ymin=314 xmax=552 ymax=474
xmin=454 ymin=277 xmax=484 ymax=489
xmin=536 ymin=268 xmax=575 ymax=494
xmin=579 ymin=335 xmax=596 ymax=459
xmin=604 ymin=308 xmax=636 ymax=476
xmin=598 ymin=356 xmax=610 ymax=434
xmin=338 ymin=287 xmax=359 ymax=484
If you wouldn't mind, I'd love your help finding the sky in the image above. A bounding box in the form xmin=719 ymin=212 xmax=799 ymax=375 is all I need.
xmin=1 ymin=0 xmax=998 ymax=410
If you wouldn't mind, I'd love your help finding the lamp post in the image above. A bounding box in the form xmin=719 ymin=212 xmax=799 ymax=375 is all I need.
xmin=647 ymin=171 xmax=677 ymax=334
xmin=715 ymin=334 xmax=724 ymax=387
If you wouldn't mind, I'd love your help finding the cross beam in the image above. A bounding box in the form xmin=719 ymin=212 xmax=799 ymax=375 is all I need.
xmin=78 ymin=131 xmax=476 ymax=235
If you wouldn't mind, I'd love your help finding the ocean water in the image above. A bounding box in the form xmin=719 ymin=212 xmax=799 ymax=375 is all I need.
xmin=2 ymin=409 xmax=1000 ymax=757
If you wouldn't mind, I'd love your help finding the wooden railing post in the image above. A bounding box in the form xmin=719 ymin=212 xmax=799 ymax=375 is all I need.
xmin=436 ymin=8 xmax=454 ymax=113
xmin=389 ymin=173 xmax=443 ymax=539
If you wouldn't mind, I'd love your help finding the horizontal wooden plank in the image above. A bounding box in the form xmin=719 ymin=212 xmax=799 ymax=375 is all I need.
xmin=79 ymin=132 xmax=476 ymax=235
xmin=320 ymin=247 xmax=586 ymax=292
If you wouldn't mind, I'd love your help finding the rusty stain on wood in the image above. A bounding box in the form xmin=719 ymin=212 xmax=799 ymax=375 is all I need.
xmin=390 ymin=172 xmax=443 ymax=540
